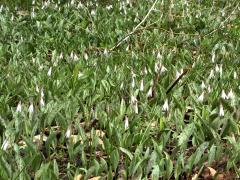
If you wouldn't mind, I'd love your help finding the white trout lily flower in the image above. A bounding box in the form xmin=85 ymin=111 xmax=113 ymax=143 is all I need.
xmin=201 ymin=81 xmax=206 ymax=90
xmin=28 ymin=103 xmax=34 ymax=114
xmin=209 ymin=69 xmax=214 ymax=79
xmin=131 ymin=77 xmax=135 ymax=88
xmin=65 ymin=127 xmax=71 ymax=138
xmin=47 ymin=67 xmax=52 ymax=77
xmin=16 ymin=101 xmax=22 ymax=113
xmin=147 ymin=87 xmax=153 ymax=97
xmin=211 ymin=51 xmax=215 ymax=63
xmin=162 ymin=99 xmax=169 ymax=112
xmin=198 ymin=92 xmax=204 ymax=102
xmin=176 ymin=69 xmax=184 ymax=79
xmin=84 ymin=53 xmax=88 ymax=60
xmin=221 ymin=90 xmax=227 ymax=100
xmin=40 ymin=97 xmax=45 ymax=107
xmin=227 ymin=89 xmax=234 ymax=100
xmin=1 ymin=139 xmax=9 ymax=151
xmin=140 ymin=79 xmax=144 ymax=91
xmin=219 ymin=104 xmax=224 ymax=117
xmin=233 ymin=71 xmax=237 ymax=79
xmin=124 ymin=115 xmax=129 ymax=130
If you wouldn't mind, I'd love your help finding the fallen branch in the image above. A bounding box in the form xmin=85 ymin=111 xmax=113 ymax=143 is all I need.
xmin=110 ymin=0 xmax=159 ymax=51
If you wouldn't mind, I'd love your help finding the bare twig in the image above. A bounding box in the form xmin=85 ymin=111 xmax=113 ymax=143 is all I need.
xmin=110 ymin=0 xmax=159 ymax=51
xmin=204 ymin=3 xmax=239 ymax=37
xmin=166 ymin=67 xmax=191 ymax=95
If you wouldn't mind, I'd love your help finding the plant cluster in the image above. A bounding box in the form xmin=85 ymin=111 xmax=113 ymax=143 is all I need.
xmin=0 ymin=0 xmax=240 ymax=179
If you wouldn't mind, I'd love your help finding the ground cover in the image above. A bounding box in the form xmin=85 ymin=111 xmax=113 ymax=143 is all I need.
xmin=0 ymin=0 xmax=240 ymax=179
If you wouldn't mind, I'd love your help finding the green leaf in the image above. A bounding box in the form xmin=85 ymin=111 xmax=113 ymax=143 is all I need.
xmin=119 ymin=147 xmax=133 ymax=160
xmin=159 ymin=117 xmax=165 ymax=131
xmin=164 ymin=152 xmax=173 ymax=178
xmin=35 ymin=163 xmax=51 ymax=179
xmin=0 ymin=156 xmax=12 ymax=179
xmin=193 ymin=142 xmax=209 ymax=165
xmin=174 ymin=154 xmax=184 ymax=179
xmin=208 ymin=144 xmax=216 ymax=165
xmin=110 ymin=149 xmax=119 ymax=172
xmin=53 ymin=159 xmax=59 ymax=179
xmin=120 ymin=98 xmax=126 ymax=116
xmin=178 ymin=123 xmax=195 ymax=150
xmin=151 ymin=165 xmax=160 ymax=180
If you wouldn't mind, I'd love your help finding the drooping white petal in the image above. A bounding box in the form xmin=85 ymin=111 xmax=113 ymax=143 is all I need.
xmin=201 ymin=81 xmax=206 ymax=90
xmin=140 ymin=79 xmax=144 ymax=91
xmin=59 ymin=52 xmax=63 ymax=59
xmin=157 ymin=52 xmax=162 ymax=59
xmin=16 ymin=102 xmax=22 ymax=113
xmin=1 ymin=139 xmax=9 ymax=151
xmin=84 ymin=53 xmax=88 ymax=60
xmin=65 ymin=127 xmax=71 ymax=138
xmin=221 ymin=90 xmax=227 ymax=100
xmin=162 ymin=99 xmax=169 ymax=112
xmin=40 ymin=97 xmax=45 ymax=107
xmin=215 ymin=64 xmax=219 ymax=73
xmin=198 ymin=92 xmax=204 ymax=102
xmin=176 ymin=69 xmax=183 ymax=79
xmin=28 ymin=103 xmax=34 ymax=114
xmin=131 ymin=78 xmax=135 ymax=88
xmin=36 ymin=85 xmax=40 ymax=93
xmin=147 ymin=87 xmax=153 ymax=97
xmin=124 ymin=115 xmax=129 ymax=130
xmin=219 ymin=104 xmax=224 ymax=117
xmin=233 ymin=71 xmax=237 ymax=79
xmin=133 ymin=102 xmax=138 ymax=114
xmin=207 ymin=85 xmax=212 ymax=93
xmin=227 ymin=89 xmax=234 ymax=100
xmin=47 ymin=67 xmax=52 ymax=77
xmin=209 ymin=69 xmax=215 ymax=79
xmin=211 ymin=52 xmax=215 ymax=63
xmin=41 ymin=88 xmax=44 ymax=98
xmin=219 ymin=64 xmax=223 ymax=77
xmin=103 ymin=48 xmax=108 ymax=56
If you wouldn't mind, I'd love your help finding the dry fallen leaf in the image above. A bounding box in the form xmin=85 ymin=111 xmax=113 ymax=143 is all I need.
xmin=207 ymin=167 xmax=217 ymax=177
xmin=89 ymin=177 xmax=101 ymax=180
xmin=191 ymin=173 xmax=198 ymax=180
xmin=216 ymin=174 xmax=225 ymax=180
xmin=19 ymin=134 xmax=48 ymax=149
xmin=74 ymin=174 xmax=83 ymax=180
